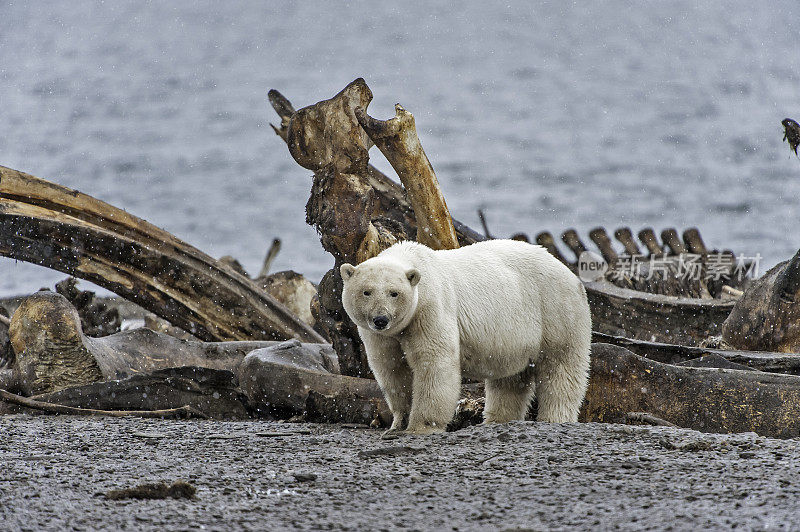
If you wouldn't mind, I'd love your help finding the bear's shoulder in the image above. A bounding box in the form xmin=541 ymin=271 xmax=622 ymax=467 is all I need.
xmin=378 ymin=240 xmax=432 ymax=263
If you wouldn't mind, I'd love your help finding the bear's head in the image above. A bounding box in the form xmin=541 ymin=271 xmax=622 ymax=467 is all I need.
xmin=340 ymin=257 xmax=420 ymax=335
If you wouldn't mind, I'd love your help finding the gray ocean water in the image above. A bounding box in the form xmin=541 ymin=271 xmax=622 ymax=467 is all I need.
xmin=1 ymin=1 xmax=799 ymax=296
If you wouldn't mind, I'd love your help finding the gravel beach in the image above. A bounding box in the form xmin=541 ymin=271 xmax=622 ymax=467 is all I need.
xmin=2 ymin=416 xmax=800 ymax=530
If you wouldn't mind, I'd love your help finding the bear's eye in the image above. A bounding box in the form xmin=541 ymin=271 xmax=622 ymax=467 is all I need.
xmin=363 ymin=290 xmax=371 ymax=296
xmin=390 ymin=291 xmax=398 ymax=298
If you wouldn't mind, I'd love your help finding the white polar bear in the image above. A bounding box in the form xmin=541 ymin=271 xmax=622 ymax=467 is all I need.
xmin=340 ymin=239 xmax=592 ymax=435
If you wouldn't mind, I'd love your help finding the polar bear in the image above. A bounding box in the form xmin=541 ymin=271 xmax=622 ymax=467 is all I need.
xmin=340 ymin=239 xmax=592 ymax=435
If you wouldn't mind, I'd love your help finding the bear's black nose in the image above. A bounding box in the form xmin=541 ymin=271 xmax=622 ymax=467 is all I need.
xmin=373 ymin=316 xmax=389 ymax=330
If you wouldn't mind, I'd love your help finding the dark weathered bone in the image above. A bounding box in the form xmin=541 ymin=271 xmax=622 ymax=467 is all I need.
xmin=778 ymin=249 xmax=800 ymax=303
xmin=55 ymin=277 xmax=121 ymax=337
xmin=589 ymin=227 xmax=618 ymax=264
xmin=614 ymin=227 xmax=642 ymax=256
xmin=237 ymin=341 xmax=382 ymax=422
xmin=535 ymin=232 xmax=571 ymax=266
xmin=9 ymin=291 xmax=277 ymax=395
xmin=0 ymin=166 xmax=324 ymax=343
xmin=582 ymin=343 xmax=800 ymax=439
xmin=0 ymin=366 xmax=248 ymax=419
xmin=682 ymin=227 xmax=708 ymax=254
xmin=637 ymin=228 xmax=663 ymax=256
xmin=593 ymin=331 xmax=800 ymax=374
xmin=268 ymin=87 xmax=484 ymax=248
xmin=722 ymin=250 xmax=800 ymax=352
xmin=561 ymin=229 xmax=588 ymax=260
xmin=287 ymin=78 xmax=374 ymax=174
xmin=660 ymin=228 xmax=688 ymax=256
xmin=267 ymin=89 xmax=296 ymax=141
xmin=585 ymin=280 xmax=733 ymax=344
xmin=356 ymin=103 xmax=459 ymax=251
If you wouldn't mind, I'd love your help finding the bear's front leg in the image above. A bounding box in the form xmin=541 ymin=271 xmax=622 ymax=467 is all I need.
xmin=360 ymin=330 xmax=412 ymax=431
xmin=403 ymin=337 xmax=461 ymax=435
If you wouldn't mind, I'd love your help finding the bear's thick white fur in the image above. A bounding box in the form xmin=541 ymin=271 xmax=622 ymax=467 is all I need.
xmin=340 ymin=239 xmax=591 ymax=434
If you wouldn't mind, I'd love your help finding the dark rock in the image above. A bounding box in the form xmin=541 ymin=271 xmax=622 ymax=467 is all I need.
xmin=237 ymin=340 xmax=386 ymax=422
xmin=104 ymin=480 xmax=196 ymax=500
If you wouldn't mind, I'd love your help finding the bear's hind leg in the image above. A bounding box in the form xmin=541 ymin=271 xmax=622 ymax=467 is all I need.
xmin=483 ymin=365 xmax=536 ymax=423
xmin=534 ymin=344 xmax=590 ymax=423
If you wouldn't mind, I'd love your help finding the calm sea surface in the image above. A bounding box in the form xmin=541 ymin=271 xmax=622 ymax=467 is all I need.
xmin=1 ymin=1 xmax=799 ymax=296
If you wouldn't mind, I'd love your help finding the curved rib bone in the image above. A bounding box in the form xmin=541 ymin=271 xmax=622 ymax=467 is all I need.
xmin=0 ymin=166 xmax=324 ymax=343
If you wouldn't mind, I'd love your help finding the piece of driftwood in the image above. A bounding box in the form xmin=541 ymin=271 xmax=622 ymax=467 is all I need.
xmin=0 ymin=366 xmax=248 ymax=419
xmin=0 ymin=389 xmax=206 ymax=419
xmin=0 ymin=165 xmax=324 ymax=343
xmin=9 ymin=291 xmax=279 ymax=394
xmin=581 ymin=343 xmax=800 ymax=438
xmin=356 ymin=103 xmax=459 ymax=250
xmin=592 ymin=331 xmax=800 ymax=375
xmin=722 ymin=250 xmax=800 ymax=352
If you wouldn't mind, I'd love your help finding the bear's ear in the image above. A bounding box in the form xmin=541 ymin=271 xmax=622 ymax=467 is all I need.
xmin=340 ymin=263 xmax=356 ymax=281
xmin=406 ymin=268 xmax=421 ymax=287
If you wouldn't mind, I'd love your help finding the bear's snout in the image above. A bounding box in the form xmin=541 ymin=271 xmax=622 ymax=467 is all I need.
xmin=372 ymin=315 xmax=390 ymax=330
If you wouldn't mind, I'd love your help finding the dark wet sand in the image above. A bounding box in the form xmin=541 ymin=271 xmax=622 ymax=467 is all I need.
xmin=2 ymin=416 xmax=799 ymax=530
